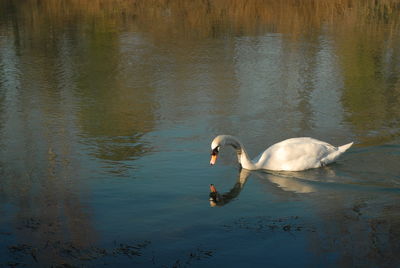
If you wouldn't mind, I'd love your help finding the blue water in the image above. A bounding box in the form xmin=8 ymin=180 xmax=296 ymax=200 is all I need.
xmin=1 ymin=1 xmax=400 ymax=267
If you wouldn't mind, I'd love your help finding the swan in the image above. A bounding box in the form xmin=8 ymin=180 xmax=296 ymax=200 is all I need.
xmin=210 ymin=135 xmax=353 ymax=171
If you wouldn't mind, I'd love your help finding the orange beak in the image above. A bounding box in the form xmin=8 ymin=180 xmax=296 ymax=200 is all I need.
xmin=210 ymin=147 xmax=219 ymax=165
xmin=210 ymin=154 xmax=218 ymax=165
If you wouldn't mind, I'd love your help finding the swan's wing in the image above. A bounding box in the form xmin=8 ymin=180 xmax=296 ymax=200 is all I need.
xmin=256 ymin=138 xmax=338 ymax=171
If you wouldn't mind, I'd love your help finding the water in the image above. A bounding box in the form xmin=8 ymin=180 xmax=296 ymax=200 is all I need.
xmin=1 ymin=1 xmax=400 ymax=267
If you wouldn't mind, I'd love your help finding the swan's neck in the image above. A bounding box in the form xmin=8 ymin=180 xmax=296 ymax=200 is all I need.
xmin=238 ymin=147 xmax=257 ymax=170
xmin=223 ymin=136 xmax=256 ymax=170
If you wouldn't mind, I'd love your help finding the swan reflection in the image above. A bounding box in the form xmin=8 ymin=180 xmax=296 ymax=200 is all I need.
xmin=266 ymin=174 xmax=315 ymax=193
xmin=209 ymin=168 xmax=337 ymax=206
xmin=209 ymin=169 xmax=251 ymax=207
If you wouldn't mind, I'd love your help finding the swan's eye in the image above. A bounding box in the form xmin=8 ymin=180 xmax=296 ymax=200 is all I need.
xmin=211 ymin=147 xmax=219 ymax=155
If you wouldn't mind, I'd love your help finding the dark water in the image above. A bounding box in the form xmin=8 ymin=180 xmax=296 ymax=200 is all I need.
xmin=1 ymin=1 xmax=400 ymax=267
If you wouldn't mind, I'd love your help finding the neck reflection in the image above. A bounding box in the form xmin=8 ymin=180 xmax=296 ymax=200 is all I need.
xmin=209 ymin=169 xmax=251 ymax=207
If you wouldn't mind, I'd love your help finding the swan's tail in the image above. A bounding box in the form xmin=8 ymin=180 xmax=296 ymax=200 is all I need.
xmin=338 ymin=142 xmax=353 ymax=153
xmin=320 ymin=141 xmax=353 ymax=166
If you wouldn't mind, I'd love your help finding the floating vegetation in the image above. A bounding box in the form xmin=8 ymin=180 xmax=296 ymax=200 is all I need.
xmin=5 ymin=240 xmax=151 ymax=267
xmin=169 ymin=247 xmax=215 ymax=268
xmin=222 ymin=216 xmax=316 ymax=234
xmin=3 ymin=239 xmax=218 ymax=267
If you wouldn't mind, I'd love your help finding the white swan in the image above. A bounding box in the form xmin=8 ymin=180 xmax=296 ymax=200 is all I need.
xmin=210 ymin=135 xmax=353 ymax=171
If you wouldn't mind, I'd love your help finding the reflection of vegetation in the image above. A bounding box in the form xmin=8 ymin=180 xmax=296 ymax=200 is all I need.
xmin=93 ymin=135 xmax=148 ymax=161
xmin=1 ymin=0 xmax=399 ymax=147
xmin=73 ymin=26 xmax=154 ymax=161
xmin=0 ymin=1 xmax=157 ymax=162
xmin=334 ymin=5 xmax=400 ymax=145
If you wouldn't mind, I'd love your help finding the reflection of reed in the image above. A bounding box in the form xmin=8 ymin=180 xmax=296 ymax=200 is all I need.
xmin=75 ymin=30 xmax=155 ymax=162
xmin=0 ymin=33 xmax=97 ymax=266
xmin=336 ymin=12 xmax=400 ymax=145
xmin=19 ymin=92 xmax=95 ymax=265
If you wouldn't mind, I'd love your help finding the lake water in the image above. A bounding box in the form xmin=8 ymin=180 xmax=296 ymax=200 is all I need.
xmin=1 ymin=1 xmax=400 ymax=267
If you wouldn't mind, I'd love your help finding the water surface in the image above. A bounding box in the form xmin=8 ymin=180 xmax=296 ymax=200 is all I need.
xmin=1 ymin=1 xmax=400 ymax=267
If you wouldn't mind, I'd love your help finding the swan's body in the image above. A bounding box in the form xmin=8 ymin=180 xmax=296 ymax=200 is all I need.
xmin=210 ymin=135 xmax=353 ymax=171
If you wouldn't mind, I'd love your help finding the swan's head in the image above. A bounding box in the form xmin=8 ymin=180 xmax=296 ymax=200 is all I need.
xmin=210 ymin=135 xmax=241 ymax=166
xmin=210 ymin=136 xmax=223 ymax=165
xmin=209 ymin=184 xmax=221 ymax=207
